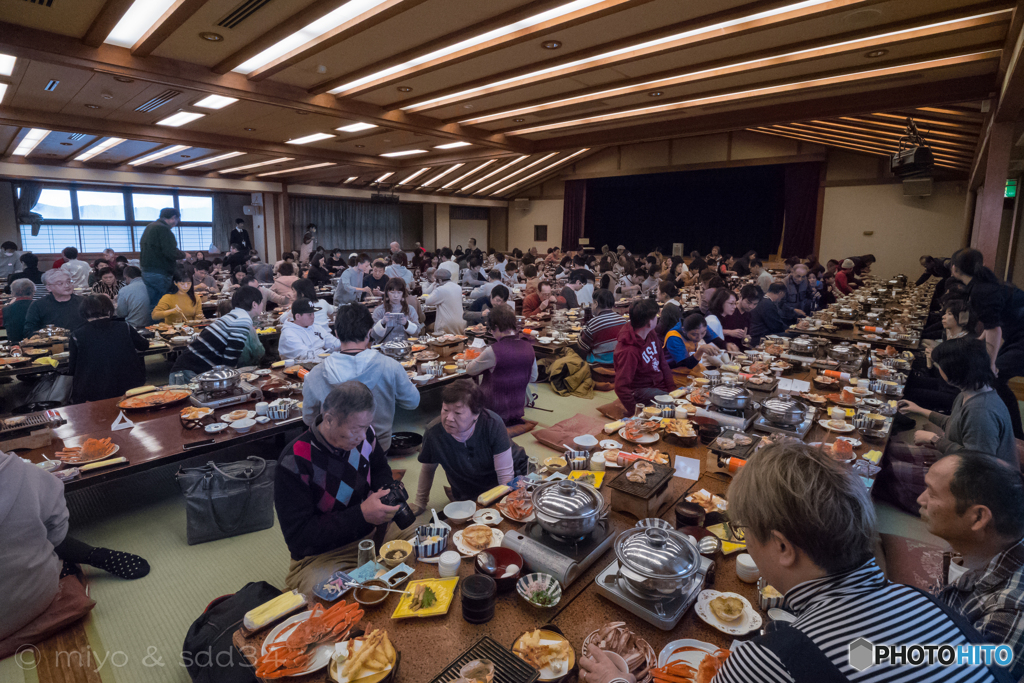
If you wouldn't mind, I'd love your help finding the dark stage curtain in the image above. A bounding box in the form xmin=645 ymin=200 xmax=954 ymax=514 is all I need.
xmin=562 ymin=179 xmax=586 ymax=252
xmin=289 ymin=196 xmax=401 ymax=251
xmin=782 ymin=162 xmax=823 ymax=259
xmin=583 ymin=166 xmax=786 ymax=258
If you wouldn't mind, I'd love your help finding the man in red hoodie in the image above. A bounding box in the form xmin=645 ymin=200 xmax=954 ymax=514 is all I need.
xmin=613 ymin=299 xmax=675 ymax=414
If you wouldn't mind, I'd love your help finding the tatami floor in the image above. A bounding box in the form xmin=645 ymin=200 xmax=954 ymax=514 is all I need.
xmin=0 ymin=360 xmax=945 ymax=683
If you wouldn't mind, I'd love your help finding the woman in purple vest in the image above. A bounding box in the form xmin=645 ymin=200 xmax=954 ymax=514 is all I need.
xmin=466 ymin=305 xmax=538 ymax=426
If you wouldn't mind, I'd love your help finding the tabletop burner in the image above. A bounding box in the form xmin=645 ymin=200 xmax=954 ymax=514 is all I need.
xmin=189 ymin=381 xmax=262 ymax=409
xmin=753 ymin=413 xmax=814 ymax=439
xmin=501 ymin=519 xmax=615 ymax=587
xmin=697 ymin=404 xmax=757 ymax=431
xmin=595 ymin=556 xmax=713 ymax=630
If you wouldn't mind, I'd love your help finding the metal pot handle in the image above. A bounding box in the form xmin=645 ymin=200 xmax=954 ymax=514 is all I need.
xmin=598 ymin=500 xmax=611 ymax=521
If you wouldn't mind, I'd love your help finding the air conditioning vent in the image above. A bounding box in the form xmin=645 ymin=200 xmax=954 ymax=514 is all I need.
xmin=44 ymin=80 xmax=59 ymax=91
xmin=67 ymin=133 xmax=86 ymax=140
xmin=135 ymin=89 xmax=182 ymax=113
xmin=23 ymin=0 xmax=54 ymax=6
xmin=218 ymin=0 xmax=274 ymax=28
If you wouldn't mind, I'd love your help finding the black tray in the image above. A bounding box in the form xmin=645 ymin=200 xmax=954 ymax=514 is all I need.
xmin=429 ymin=636 xmax=539 ymax=683
xmin=708 ymin=429 xmax=761 ymax=460
xmin=607 ymin=460 xmax=674 ymax=497
xmin=744 ymin=376 xmax=779 ymax=392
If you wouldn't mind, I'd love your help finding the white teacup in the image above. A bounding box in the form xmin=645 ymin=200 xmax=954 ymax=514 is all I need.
xmin=255 ymin=402 xmax=269 ymax=416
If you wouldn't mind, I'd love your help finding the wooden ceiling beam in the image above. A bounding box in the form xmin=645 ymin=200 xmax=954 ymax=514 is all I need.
xmin=754 ymin=128 xmax=969 ymax=169
xmin=530 ymin=75 xmax=993 ymax=151
xmin=313 ymin=0 xmax=658 ymax=96
xmin=132 ymin=0 xmax=212 ymax=57
xmin=915 ymin=105 xmax=987 ymax=120
xmin=769 ymin=124 xmax=972 ymax=160
xmin=803 ymin=119 xmax=977 ymax=149
xmin=871 ymin=111 xmax=982 ymax=132
xmin=788 ymin=121 xmax=975 ymax=154
xmin=395 ymin=0 xmax=885 ymax=112
xmin=995 ymin=0 xmax=1024 ymax=120
xmin=839 ymin=115 xmax=980 ymax=141
xmin=0 ymin=106 xmax=394 ymax=169
xmin=0 ymin=21 xmax=533 ymax=154
xmin=82 ymin=0 xmax=137 ymax=48
xmin=247 ymin=0 xmax=427 ymax=82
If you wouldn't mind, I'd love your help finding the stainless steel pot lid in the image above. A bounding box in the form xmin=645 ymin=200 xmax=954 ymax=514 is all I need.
xmin=762 ymin=396 xmax=805 ymax=420
xmin=532 ymin=480 xmax=602 ymax=519
xmin=615 ymin=527 xmax=699 ymax=580
xmin=711 ymin=385 xmax=749 ymax=401
xmin=195 ymin=366 xmax=239 ymax=382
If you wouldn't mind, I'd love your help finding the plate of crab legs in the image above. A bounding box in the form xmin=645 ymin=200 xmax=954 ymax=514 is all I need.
xmin=255 ymin=601 xmax=364 ymax=678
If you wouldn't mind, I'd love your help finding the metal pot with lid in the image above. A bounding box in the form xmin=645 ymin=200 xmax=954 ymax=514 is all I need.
xmin=761 ymin=396 xmax=807 ymax=426
xmin=194 ymin=366 xmax=240 ymax=392
xmin=614 ymin=527 xmax=701 ymax=598
xmin=531 ymin=479 xmax=607 ymax=539
xmin=828 ymin=344 xmax=862 ymax=362
xmin=788 ymin=337 xmax=817 ymax=355
xmin=380 ymin=339 xmax=411 ymax=359
xmin=710 ymin=384 xmax=750 ymax=411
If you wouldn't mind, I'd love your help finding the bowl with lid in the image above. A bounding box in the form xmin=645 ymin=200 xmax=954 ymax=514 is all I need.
xmin=531 ymin=479 xmax=607 ymax=539
xmin=614 ymin=527 xmax=701 ymax=598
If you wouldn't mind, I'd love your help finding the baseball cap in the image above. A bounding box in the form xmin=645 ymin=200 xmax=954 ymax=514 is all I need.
xmin=291 ymin=298 xmax=318 ymax=316
xmin=841 ymin=259 xmax=855 ymax=269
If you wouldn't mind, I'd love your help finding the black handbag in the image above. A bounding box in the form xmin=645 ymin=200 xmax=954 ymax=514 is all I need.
xmin=175 ymin=456 xmax=277 ymax=545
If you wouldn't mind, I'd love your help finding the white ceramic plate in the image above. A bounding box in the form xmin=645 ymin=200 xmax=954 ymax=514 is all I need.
xmin=495 ymin=495 xmax=535 ymax=523
xmin=261 ymin=610 xmax=333 ymax=677
xmin=657 ymin=638 xmax=719 ymax=669
xmin=253 ymin=369 xmax=271 ymax=375
xmin=817 ymin=419 xmax=856 ymax=433
xmin=694 ymin=590 xmax=762 ymax=636
xmin=452 ymin=527 xmax=504 ymax=557
xmin=205 ymin=423 xmax=228 ymax=433
xmin=599 ymin=439 xmax=622 ymax=450
xmin=618 ymin=426 xmax=660 ymax=445
xmin=836 ymin=436 xmax=862 ymax=448
xmin=220 ymin=410 xmax=256 ymax=423
xmin=472 ymin=508 xmax=503 ymax=526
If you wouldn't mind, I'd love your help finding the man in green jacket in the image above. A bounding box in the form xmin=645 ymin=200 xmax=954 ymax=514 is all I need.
xmin=140 ymin=207 xmax=184 ymax=313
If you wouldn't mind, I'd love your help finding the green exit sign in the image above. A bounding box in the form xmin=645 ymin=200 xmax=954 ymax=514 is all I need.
xmin=1007 ymin=179 xmax=1018 ymax=198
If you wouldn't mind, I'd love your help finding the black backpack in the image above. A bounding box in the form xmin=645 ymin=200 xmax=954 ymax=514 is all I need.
xmin=182 ymin=581 xmax=282 ymax=683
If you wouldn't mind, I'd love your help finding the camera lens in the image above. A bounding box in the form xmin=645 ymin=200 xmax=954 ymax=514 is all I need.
xmin=392 ymin=503 xmax=416 ymax=529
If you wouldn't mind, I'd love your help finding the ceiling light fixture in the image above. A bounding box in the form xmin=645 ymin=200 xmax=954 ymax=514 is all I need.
xmin=380 ymin=149 xmax=427 ymax=157
xmin=405 ymin=0 xmax=886 ymax=112
xmin=244 ymin=127 xmax=256 ymax=131
xmin=376 ymin=172 xmax=395 ymax=183
xmin=338 ymin=122 xmax=378 ymax=133
xmin=649 ymin=91 xmax=663 ymax=97
xmin=0 ymin=83 xmax=8 ymax=105
xmin=60 ymin=142 xmax=72 ymax=146
xmin=442 ymin=159 xmax=496 ymax=189
xmin=422 ymin=164 xmax=465 ymax=186
xmin=866 ymin=49 xmax=888 ymax=58
xmin=491 ymin=148 xmax=589 ymax=195
xmin=75 ymin=137 xmax=125 ymax=161
xmin=287 ymin=132 xmax=335 ymax=145
xmin=397 ymin=86 xmax=413 ymax=92
xmin=462 ymin=156 xmax=527 ymax=191
xmin=194 ymin=94 xmax=239 ymax=109
xmin=114 ymin=76 xmax=134 ymax=83
xmin=105 ymin=0 xmax=179 ymax=48
xmin=12 ymin=129 xmax=50 ymax=156
xmin=234 ymin=0 xmax=397 ymax=74
xmin=330 ymin=0 xmax=608 ymax=95
xmin=354 ymin=144 xmax=366 ymax=148
xmin=129 ymin=145 xmax=190 ymax=166
xmin=199 ymin=32 xmax=224 ymax=42
xmin=219 ymin=157 xmax=295 ymax=174
xmin=396 ymin=167 xmax=430 ymax=185
xmin=475 ymin=154 xmax=557 ymax=194
xmin=177 ymin=151 xmax=244 ymax=170
xmin=257 ymin=162 xmax=336 ymax=177
xmin=0 ymin=54 xmax=16 ymax=77
xmin=344 ymin=176 xmax=359 ymax=183
xmin=435 ymin=141 xmax=472 ymax=149
xmin=156 ymin=111 xmax=206 ymax=127
xmin=44 ymin=80 xmax=60 ymax=92
xmin=542 ymin=40 xmax=562 ymax=49
xmin=507 ymin=50 xmax=999 ymax=136
xmin=84 ymin=104 xmax=101 ymax=109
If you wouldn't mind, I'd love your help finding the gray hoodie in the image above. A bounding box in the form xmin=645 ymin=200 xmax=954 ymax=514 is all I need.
xmin=302 ymin=348 xmax=420 ymax=451
xmin=0 ymin=451 xmax=69 ymax=639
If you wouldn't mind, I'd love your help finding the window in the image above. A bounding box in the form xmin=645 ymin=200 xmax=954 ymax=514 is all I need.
xmin=175 ymin=226 xmax=212 ymax=251
xmin=132 ymin=193 xmax=175 ymax=222
xmin=80 ymin=225 xmax=134 ymax=253
xmin=178 ymin=195 xmax=213 ymax=222
xmin=20 ymin=224 xmax=79 ymax=253
xmin=534 ymin=225 xmax=548 ymax=241
xmin=34 ymin=189 xmax=73 ymax=220
xmin=77 ymin=191 xmax=125 ymax=221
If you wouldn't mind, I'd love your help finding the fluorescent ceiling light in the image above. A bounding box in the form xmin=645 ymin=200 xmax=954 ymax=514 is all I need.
xmin=287 ymin=132 xmax=335 ymax=145
xmin=376 ymin=172 xmax=395 ymax=182
xmin=177 ymin=151 xmax=244 ymax=170
xmin=234 ymin=0 xmax=396 ymax=74
xmin=405 ymin=0 xmax=842 ymax=111
xmin=442 ymin=160 xmax=496 ymax=189
xmin=75 ymin=137 xmax=125 ymax=162
xmin=12 ymin=129 xmax=50 ymax=156
xmin=476 ymin=153 xmax=556 ymax=194
xmin=462 ymin=156 xmax=526 ymax=191
xmin=338 ymin=122 xmax=378 ymax=133
xmin=0 ymin=54 xmax=15 ymax=77
xmin=345 ymin=176 xmax=359 ymax=183
xmin=396 ymin=168 xmax=430 ymax=184
xmin=129 ymin=145 xmax=190 ymax=166
xmin=491 ymin=149 xmax=589 ymax=195
xmin=156 ymin=112 xmax=205 ymax=127
xmin=381 ymin=149 xmax=427 ymax=157
xmin=435 ymin=141 xmax=471 ymax=149
xmin=330 ymin=0 xmax=607 ymax=94
xmin=105 ymin=0 xmax=179 ymax=48
xmin=422 ymin=164 xmax=464 ymax=187
xmin=194 ymin=94 xmax=239 ymax=110
xmin=0 ymin=83 xmax=8 ymax=105
xmin=219 ymin=157 xmax=294 ymax=174
xmin=257 ymin=162 xmax=336 ymax=177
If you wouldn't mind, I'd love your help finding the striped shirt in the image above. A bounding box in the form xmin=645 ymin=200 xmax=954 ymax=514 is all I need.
xmin=578 ymin=309 xmax=626 ymax=365
xmin=715 ymin=560 xmax=997 ymax=683
xmin=175 ymin=309 xmax=256 ymax=373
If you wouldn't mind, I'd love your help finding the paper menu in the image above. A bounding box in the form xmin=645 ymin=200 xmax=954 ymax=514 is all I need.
xmin=674 ymin=456 xmax=700 ymax=480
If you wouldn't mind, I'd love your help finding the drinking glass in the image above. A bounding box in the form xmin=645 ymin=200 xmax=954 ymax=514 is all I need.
xmin=357 ymin=539 xmax=376 ymax=568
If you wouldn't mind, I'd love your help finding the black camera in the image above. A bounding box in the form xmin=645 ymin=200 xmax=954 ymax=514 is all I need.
xmin=378 ymin=480 xmax=416 ymax=529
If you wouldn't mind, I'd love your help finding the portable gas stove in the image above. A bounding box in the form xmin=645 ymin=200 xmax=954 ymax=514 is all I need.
xmin=595 ymin=554 xmax=714 ymax=630
xmin=188 ymin=381 xmax=262 ymax=409
xmin=501 ymin=519 xmax=615 ymax=588
xmin=697 ymin=404 xmax=757 ymax=431
xmin=753 ymin=413 xmax=814 ymax=439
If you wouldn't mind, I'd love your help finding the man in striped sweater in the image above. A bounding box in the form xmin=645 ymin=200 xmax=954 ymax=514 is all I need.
xmin=581 ymin=443 xmax=1004 ymax=683
xmin=171 ymin=286 xmax=265 ymax=380
xmin=576 ymin=288 xmax=624 ymax=366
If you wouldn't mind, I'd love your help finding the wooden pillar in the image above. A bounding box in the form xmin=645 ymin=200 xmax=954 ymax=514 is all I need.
xmin=973 ymin=122 xmax=1015 ymax=263
xmin=276 ymin=184 xmax=289 ymax=258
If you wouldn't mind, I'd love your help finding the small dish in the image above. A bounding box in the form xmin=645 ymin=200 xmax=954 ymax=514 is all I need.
xmin=254 ymin=416 xmax=270 ymax=424
xmin=817 ymin=419 xmax=856 ymax=433
xmin=516 ymin=573 xmax=562 ymax=609
xmin=452 ymin=526 xmax=504 ymax=557
xmin=231 ymin=418 xmax=256 ymax=433
xmin=599 ymin=439 xmax=622 ymax=450
xmin=572 ymin=434 xmax=599 ymax=450
xmin=220 ymin=410 xmax=256 ymax=423
xmin=768 ymin=608 xmax=798 ymax=623
xmin=657 ymin=638 xmax=719 ymax=669
xmin=472 ymin=508 xmax=502 ymax=525
xmin=204 ymin=423 xmax=228 ymax=434
xmin=694 ymin=590 xmax=762 ymax=636
xmin=413 ymin=374 xmax=433 ymax=385
xmin=443 ymin=500 xmax=476 ymax=525
xmin=353 ymin=579 xmax=390 ymax=607
xmin=380 ymin=540 xmax=413 ymax=568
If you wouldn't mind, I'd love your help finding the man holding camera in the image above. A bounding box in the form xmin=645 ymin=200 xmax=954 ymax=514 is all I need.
xmin=276 ymin=381 xmax=417 ymax=594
